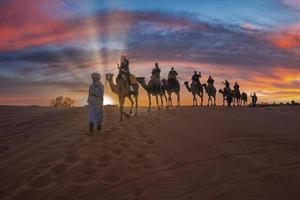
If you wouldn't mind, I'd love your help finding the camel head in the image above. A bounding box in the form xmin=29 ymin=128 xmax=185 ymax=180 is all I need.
xmin=202 ymin=83 xmax=207 ymax=88
xmin=135 ymin=77 xmax=145 ymax=84
xmin=218 ymin=89 xmax=223 ymax=94
xmin=105 ymin=73 xmax=114 ymax=81
xmin=184 ymin=81 xmax=189 ymax=86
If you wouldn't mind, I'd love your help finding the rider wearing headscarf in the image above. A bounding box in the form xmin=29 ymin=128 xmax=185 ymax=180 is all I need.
xmin=207 ymin=75 xmax=214 ymax=86
xmin=234 ymin=81 xmax=240 ymax=91
xmin=192 ymin=71 xmax=201 ymax=89
xmin=151 ymin=62 xmax=161 ymax=79
xmin=168 ymin=67 xmax=179 ymax=87
xmin=118 ymin=55 xmax=133 ymax=91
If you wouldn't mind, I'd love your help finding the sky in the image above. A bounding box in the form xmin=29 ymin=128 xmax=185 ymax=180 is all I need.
xmin=0 ymin=0 xmax=300 ymax=106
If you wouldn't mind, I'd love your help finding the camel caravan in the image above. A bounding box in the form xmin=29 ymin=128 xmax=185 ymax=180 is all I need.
xmin=88 ymin=55 xmax=257 ymax=132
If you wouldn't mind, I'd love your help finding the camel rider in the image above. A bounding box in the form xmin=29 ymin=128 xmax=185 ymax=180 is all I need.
xmin=223 ymin=80 xmax=230 ymax=88
xmin=168 ymin=67 xmax=179 ymax=88
xmin=250 ymin=93 xmax=258 ymax=106
xmin=223 ymin=80 xmax=231 ymax=97
xmin=151 ymin=62 xmax=162 ymax=91
xmin=234 ymin=81 xmax=240 ymax=91
xmin=117 ymin=55 xmax=133 ymax=91
xmin=151 ymin=62 xmax=161 ymax=79
xmin=192 ymin=71 xmax=201 ymax=90
xmin=207 ymin=75 xmax=214 ymax=87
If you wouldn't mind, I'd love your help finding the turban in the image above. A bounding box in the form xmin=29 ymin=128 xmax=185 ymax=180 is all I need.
xmin=91 ymin=73 xmax=101 ymax=80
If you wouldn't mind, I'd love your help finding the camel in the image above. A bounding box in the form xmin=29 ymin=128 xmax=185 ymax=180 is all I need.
xmin=136 ymin=77 xmax=168 ymax=111
xmin=241 ymin=92 xmax=248 ymax=105
xmin=105 ymin=73 xmax=139 ymax=121
xmin=202 ymin=83 xmax=216 ymax=106
xmin=162 ymin=79 xmax=180 ymax=107
xmin=218 ymin=89 xmax=233 ymax=107
xmin=184 ymin=81 xmax=203 ymax=106
xmin=233 ymin=89 xmax=241 ymax=106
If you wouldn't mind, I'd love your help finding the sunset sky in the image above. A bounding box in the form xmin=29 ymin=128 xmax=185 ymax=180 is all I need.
xmin=0 ymin=0 xmax=300 ymax=106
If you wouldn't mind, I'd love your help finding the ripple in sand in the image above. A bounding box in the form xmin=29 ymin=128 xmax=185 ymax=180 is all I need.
xmin=102 ymin=174 xmax=120 ymax=183
xmin=112 ymin=147 xmax=123 ymax=155
xmin=64 ymin=154 xmax=79 ymax=163
xmin=50 ymin=163 xmax=69 ymax=175
xmin=29 ymin=174 xmax=52 ymax=188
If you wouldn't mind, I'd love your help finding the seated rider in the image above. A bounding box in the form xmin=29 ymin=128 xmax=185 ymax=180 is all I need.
xmin=151 ymin=62 xmax=161 ymax=80
xmin=168 ymin=67 xmax=179 ymax=88
xmin=207 ymin=75 xmax=214 ymax=87
xmin=192 ymin=71 xmax=201 ymax=89
xmin=223 ymin=80 xmax=231 ymax=97
xmin=234 ymin=81 xmax=240 ymax=91
xmin=117 ymin=55 xmax=133 ymax=91
xmin=151 ymin=62 xmax=162 ymax=91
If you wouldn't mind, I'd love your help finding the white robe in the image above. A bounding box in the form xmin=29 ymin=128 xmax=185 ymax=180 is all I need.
xmin=88 ymin=81 xmax=104 ymax=124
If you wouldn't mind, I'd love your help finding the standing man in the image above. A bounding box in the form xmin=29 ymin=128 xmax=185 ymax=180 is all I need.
xmin=87 ymin=73 xmax=104 ymax=134
xmin=250 ymin=93 xmax=258 ymax=107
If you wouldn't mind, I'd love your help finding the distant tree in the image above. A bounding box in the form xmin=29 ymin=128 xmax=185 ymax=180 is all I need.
xmin=291 ymin=100 xmax=296 ymax=105
xmin=286 ymin=102 xmax=290 ymax=105
xmin=51 ymin=96 xmax=75 ymax=107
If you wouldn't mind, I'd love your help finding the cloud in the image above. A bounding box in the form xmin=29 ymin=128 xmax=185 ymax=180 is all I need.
xmin=281 ymin=0 xmax=300 ymax=10
xmin=1 ymin=7 xmax=300 ymax=105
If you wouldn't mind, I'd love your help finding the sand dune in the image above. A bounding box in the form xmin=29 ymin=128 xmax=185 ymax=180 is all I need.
xmin=1 ymin=105 xmax=300 ymax=200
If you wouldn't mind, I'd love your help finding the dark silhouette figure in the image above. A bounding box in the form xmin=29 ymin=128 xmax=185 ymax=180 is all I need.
xmin=168 ymin=67 xmax=179 ymax=89
xmin=250 ymin=93 xmax=258 ymax=106
xmin=192 ymin=71 xmax=201 ymax=90
xmin=207 ymin=75 xmax=214 ymax=86
xmin=151 ymin=62 xmax=162 ymax=93
xmin=233 ymin=81 xmax=241 ymax=106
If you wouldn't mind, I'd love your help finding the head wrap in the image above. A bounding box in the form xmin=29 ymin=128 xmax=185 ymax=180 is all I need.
xmin=91 ymin=73 xmax=101 ymax=81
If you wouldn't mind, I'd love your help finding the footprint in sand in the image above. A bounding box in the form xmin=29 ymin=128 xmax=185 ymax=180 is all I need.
xmin=63 ymin=154 xmax=79 ymax=163
xmin=145 ymin=140 xmax=155 ymax=145
xmin=129 ymin=158 xmax=141 ymax=166
xmin=111 ymin=147 xmax=123 ymax=155
xmin=28 ymin=174 xmax=52 ymax=188
xmin=50 ymin=163 xmax=69 ymax=176
xmin=120 ymin=142 xmax=130 ymax=149
xmin=102 ymin=174 xmax=120 ymax=183
xmin=82 ymin=167 xmax=98 ymax=175
xmin=97 ymin=154 xmax=112 ymax=167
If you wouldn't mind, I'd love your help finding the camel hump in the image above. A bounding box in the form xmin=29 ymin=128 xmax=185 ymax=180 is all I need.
xmin=129 ymin=74 xmax=138 ymax=84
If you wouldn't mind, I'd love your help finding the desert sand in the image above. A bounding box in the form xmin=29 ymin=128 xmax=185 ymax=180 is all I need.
xmin=1 ymin=105 xmax=300 ymax=200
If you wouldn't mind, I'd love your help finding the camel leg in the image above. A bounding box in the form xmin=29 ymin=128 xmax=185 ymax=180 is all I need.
xmin=155 ymin=95 xmax=160 ymax=110
xmin=164 ymin=94 xmax=168 ymax=109
xmin=214 ymin=96 xmax=216 ymax=106
xmin=119 ymin=96 xmax=125 ymax=121
xmin=128 ymin=95 xmax=134 ymax=115
xmin=148 ymin=93 xmax=151 ymax=112
xmin=134 ymin=95 xmax=138 ymax=116
xmin=177 ymin=92 xmax=180 ymax=107
xmin=200 ymin=92 xmax=203 ymax=106
xmin=195 ymin=95 xmax=198 ymax=106
xmin=193 ymin=95 xmax=196 ymax=106
xmin=168 ymin=93 xmax=172 ymax=107
xmin=160 ymin=95 xmax=163 ymax=110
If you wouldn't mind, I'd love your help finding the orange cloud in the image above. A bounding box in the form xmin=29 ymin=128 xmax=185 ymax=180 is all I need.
xmin=268 ymin=23 xmax=300 ymax=49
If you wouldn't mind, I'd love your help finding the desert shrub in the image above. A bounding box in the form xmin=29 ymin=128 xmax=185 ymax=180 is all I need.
xmin=50 ymin=96 xmax=75 ymax=107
